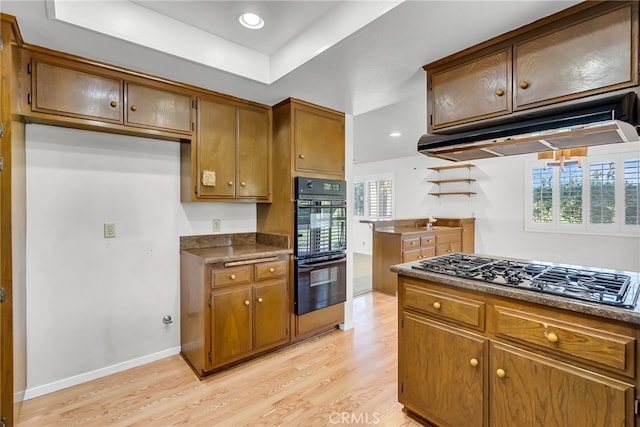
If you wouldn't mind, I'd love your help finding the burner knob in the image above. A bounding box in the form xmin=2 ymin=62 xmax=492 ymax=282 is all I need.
xmin=545 ymin=332 xmax=559 ymax=343
xmin=496 ymin=369 xmax=506 ymax=378
xmin=432 ymin=302 xmax=441 ymax=310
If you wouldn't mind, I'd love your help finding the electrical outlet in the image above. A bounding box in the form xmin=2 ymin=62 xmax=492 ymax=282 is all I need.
xmin=104 ymin=223 xmax=116 ymax=238
xmin=212 ymin=219 xmax=221 ymax=232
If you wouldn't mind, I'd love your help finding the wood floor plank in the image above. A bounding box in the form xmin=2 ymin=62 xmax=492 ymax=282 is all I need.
xmin=18 ymin=292 xmax=422 ymax=426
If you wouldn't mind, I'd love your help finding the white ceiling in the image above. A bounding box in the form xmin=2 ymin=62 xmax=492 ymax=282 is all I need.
xmin=1 ymin=0 xmax=581 ymax=163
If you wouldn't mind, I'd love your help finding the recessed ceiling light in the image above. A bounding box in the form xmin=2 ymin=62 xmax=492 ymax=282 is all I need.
xmin=239 ymin=12 xmax=264 ymax=30
xmin=390 ymin=132 xmax=402 ymax=137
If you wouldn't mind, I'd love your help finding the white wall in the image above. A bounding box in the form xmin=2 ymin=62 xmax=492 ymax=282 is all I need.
xmin=353 ymin=142 xmax=640 ymax=272
xmin=24 ymin=124 xmax=256 ymax=398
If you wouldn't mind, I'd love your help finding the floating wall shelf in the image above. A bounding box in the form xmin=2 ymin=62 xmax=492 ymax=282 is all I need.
xmin=428 ymin=164 xmax=476 ymax=197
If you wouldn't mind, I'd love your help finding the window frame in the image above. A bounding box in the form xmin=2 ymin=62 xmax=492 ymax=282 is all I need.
xmin=525 ymin=151 xmax=640 ymax=237
xmin=353 ymin=173 xmax=395 ymax=220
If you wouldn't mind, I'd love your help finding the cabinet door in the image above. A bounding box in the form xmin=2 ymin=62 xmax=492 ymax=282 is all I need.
xmin=197 ymin=97 xmax=236 ymax=198
xmin=253 ymin=280 xmax=289 ymax=351
xmin=431 ymin=48 xmax=511 ymax=130
xmin=514 ymin=4 xmax=637 ymax=110
xmin=294 ymin=106 xmax=344 ymax=176
xmin=125 ymin=82 xmax=193 ymax=134
xmin=237 ymin=105 xmax=270 ymax=199
xmin=211 ymin=286 xmax=253 ymax=365
xmin=399 ymin=313 xmax=487 ymax=427
xmin=490 ymin=342 xmax=633 ymax=427
xmin=31 ymin=58 xmax=122 ymax=123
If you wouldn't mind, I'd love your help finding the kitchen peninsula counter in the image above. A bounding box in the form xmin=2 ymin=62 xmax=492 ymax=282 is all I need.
xmin=369 ymin=217 xmax=474 ymax=295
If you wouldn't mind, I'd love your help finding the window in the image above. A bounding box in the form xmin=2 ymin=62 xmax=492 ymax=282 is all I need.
xmin=526 ymin=152 xmax=640 ymax=235
xmin=353 ymin=174 xmax=394 ymax=219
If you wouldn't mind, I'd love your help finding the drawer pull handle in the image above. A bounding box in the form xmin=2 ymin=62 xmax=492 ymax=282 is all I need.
xmin=469 ymin=358 xmax=479 ymax=367
xmin=432 ymin=302 xmax=441 ymax=310
xmin=230 ymin=274 xmax=236 ymax=280
xmin=244 ymin=300 xmax=250 ymax=306
xmin=269 ymin=267 xmax=275 ymax=273
xmin=258 ymin=297 xmax=263 ymax=303
xmin=519 ymin=81 xmax=529 ymax=89
xmin=227 ymin=181 xmax=233 ymax=186
xmin=496 ymin=368 xmax=506 ymax=378
xmin=546 ymin=332 xmax=559 ymax=343
xmin=299 ymin=154 xmax=305 ymax=159
xmin=241 ymin=182 xmax=246 ymax=186
xmin=410 ymin=242 xmax=416 ymax=245
xmin=130 ymin=105 xmax=138 ymax=111
xmin=495 ymin=88 xmax=504 ymax=96
xmin=110 ymin=100 xmax=118 ymax=108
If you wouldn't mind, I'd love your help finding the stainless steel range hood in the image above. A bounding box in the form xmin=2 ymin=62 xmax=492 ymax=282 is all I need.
xmin=418 ymin=92 xmax=639 ymax=162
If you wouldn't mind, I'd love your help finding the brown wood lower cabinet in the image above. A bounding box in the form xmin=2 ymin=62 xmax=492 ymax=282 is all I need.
xmin=398 ymin=275 xmax=638 ymax=427
xmin=211 ymin=278 xmax=288 ymax=367
xmin=181 ymin=254 xmax=289 ymax=377
xmin=399 ymin=313 xmax=487 ymax=427
xmin=490 ymin=342 xmax=632 ymax=427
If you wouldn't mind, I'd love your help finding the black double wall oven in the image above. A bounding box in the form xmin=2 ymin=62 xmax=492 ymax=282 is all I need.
xmin=294 ymin=177 xmax=347 ymax=315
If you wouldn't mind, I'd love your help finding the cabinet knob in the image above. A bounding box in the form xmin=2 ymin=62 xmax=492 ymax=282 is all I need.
xmin=230 ymin=274 xmax=236 ymax=280
xmin=519 ymin=81 xmax=529 ymax=89
xmin=298 ymin=154 xmax=305 ymax=159
xmin=410 ymin=242 xmax=416 ymax=245
xmin=432 ymin=301 xmax=441 ymax=310
xmin=258 ymin=297 xmax=263 ymax=303
xmin=470 ymin=358 xmax=479 ymax=367
xmin=546 ymin=332 xmax=559 ymax=343
xmin=240 ymin=182 xmax=246 ymax=186
xmin=269 ymin=267 xmax=275 ymax=273
xmin=496 ymin=368 xmax=506 ymax=378
xmin=110 ymin=101 xmax=118 ymax=108
xmin=130 ymin=105 xmax=138 ymax=111
xmin=244 ymin=300 xmax=250 ymax=306
xmin=495 ymin=88 xmax=504 ymax=96
xmin=227 ymin=181 xmax=233 ymax=186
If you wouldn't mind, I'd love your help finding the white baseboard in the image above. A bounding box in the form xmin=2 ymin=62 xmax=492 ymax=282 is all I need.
xmin=23 ymin=346 xmax=181 ymax=400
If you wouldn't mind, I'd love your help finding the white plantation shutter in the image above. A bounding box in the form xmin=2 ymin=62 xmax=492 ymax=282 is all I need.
xmin=354 ymin=175 xmax=394 ymax=219
xmin=526 ymin=152 xmax=639 ymax=235
xmin=624 ymin=159 xmax=640 ymax=226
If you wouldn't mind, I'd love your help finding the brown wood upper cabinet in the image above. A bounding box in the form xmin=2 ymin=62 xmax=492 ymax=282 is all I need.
xmin=289 ymin=99 xmax=345 ymax=177
xmin=430 ymin=48 xmax=512 ymax=129
xmin=27 ymin=52 xmax=194 ymax=136
xmin=426 ymin=1 xmax=639 ymax=132
xmin=189 ymin=95 xmax=271 ymax=202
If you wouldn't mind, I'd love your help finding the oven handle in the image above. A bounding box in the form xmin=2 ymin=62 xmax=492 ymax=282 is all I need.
xmin=297 ymin=256 xmax=346 ymax=271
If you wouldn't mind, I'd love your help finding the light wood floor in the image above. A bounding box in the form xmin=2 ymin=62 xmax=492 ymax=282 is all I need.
xmin=18 ymin=292 xmax=423 ymax=426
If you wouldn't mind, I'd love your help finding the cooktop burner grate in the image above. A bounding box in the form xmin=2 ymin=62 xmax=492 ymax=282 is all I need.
xmin=412 ymin=253 xmax=638 ymax=309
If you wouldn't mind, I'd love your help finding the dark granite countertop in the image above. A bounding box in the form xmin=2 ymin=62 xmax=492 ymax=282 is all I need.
xmin=180 ymin=232 xmax=292 ymax=264
xmin=391 ymin=259 xmax=640 ymax=326
xmin=375 ymin=225 xmax=460 ymax=234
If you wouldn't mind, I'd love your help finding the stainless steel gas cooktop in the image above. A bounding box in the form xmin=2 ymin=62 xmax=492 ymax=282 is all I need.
xmin=412 ymin=253 xmax=639 ymax=309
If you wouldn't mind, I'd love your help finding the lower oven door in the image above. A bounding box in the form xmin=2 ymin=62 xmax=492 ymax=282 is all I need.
xmin=295 ymin=256 xmax=346 ymax=315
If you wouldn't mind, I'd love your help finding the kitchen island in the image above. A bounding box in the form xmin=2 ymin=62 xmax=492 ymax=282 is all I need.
xmin=391 ymin=255 xmax=640 ymax=427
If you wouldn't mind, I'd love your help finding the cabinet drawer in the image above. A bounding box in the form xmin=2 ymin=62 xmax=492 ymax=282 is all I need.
xmin=420 ymin=234 xmax=435 ymax=247
xmin=255 ymin=260 xmax=287 ymax=281
xmin=493 ymin=306 xmax=635 ymax=376
xmin=211 ymin=266 xmax=252 ymax=288
xmin=436 ymin=231 xmax=460 ymax=244
xmin=404 ymin=284 xmax=485 ymax=330
xmin=402 ymin=237 xmax=421 ymax=250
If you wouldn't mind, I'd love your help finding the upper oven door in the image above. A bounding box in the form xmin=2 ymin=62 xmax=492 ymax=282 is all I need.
xmin=295 ymin=199 xmax=347 ymax=259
